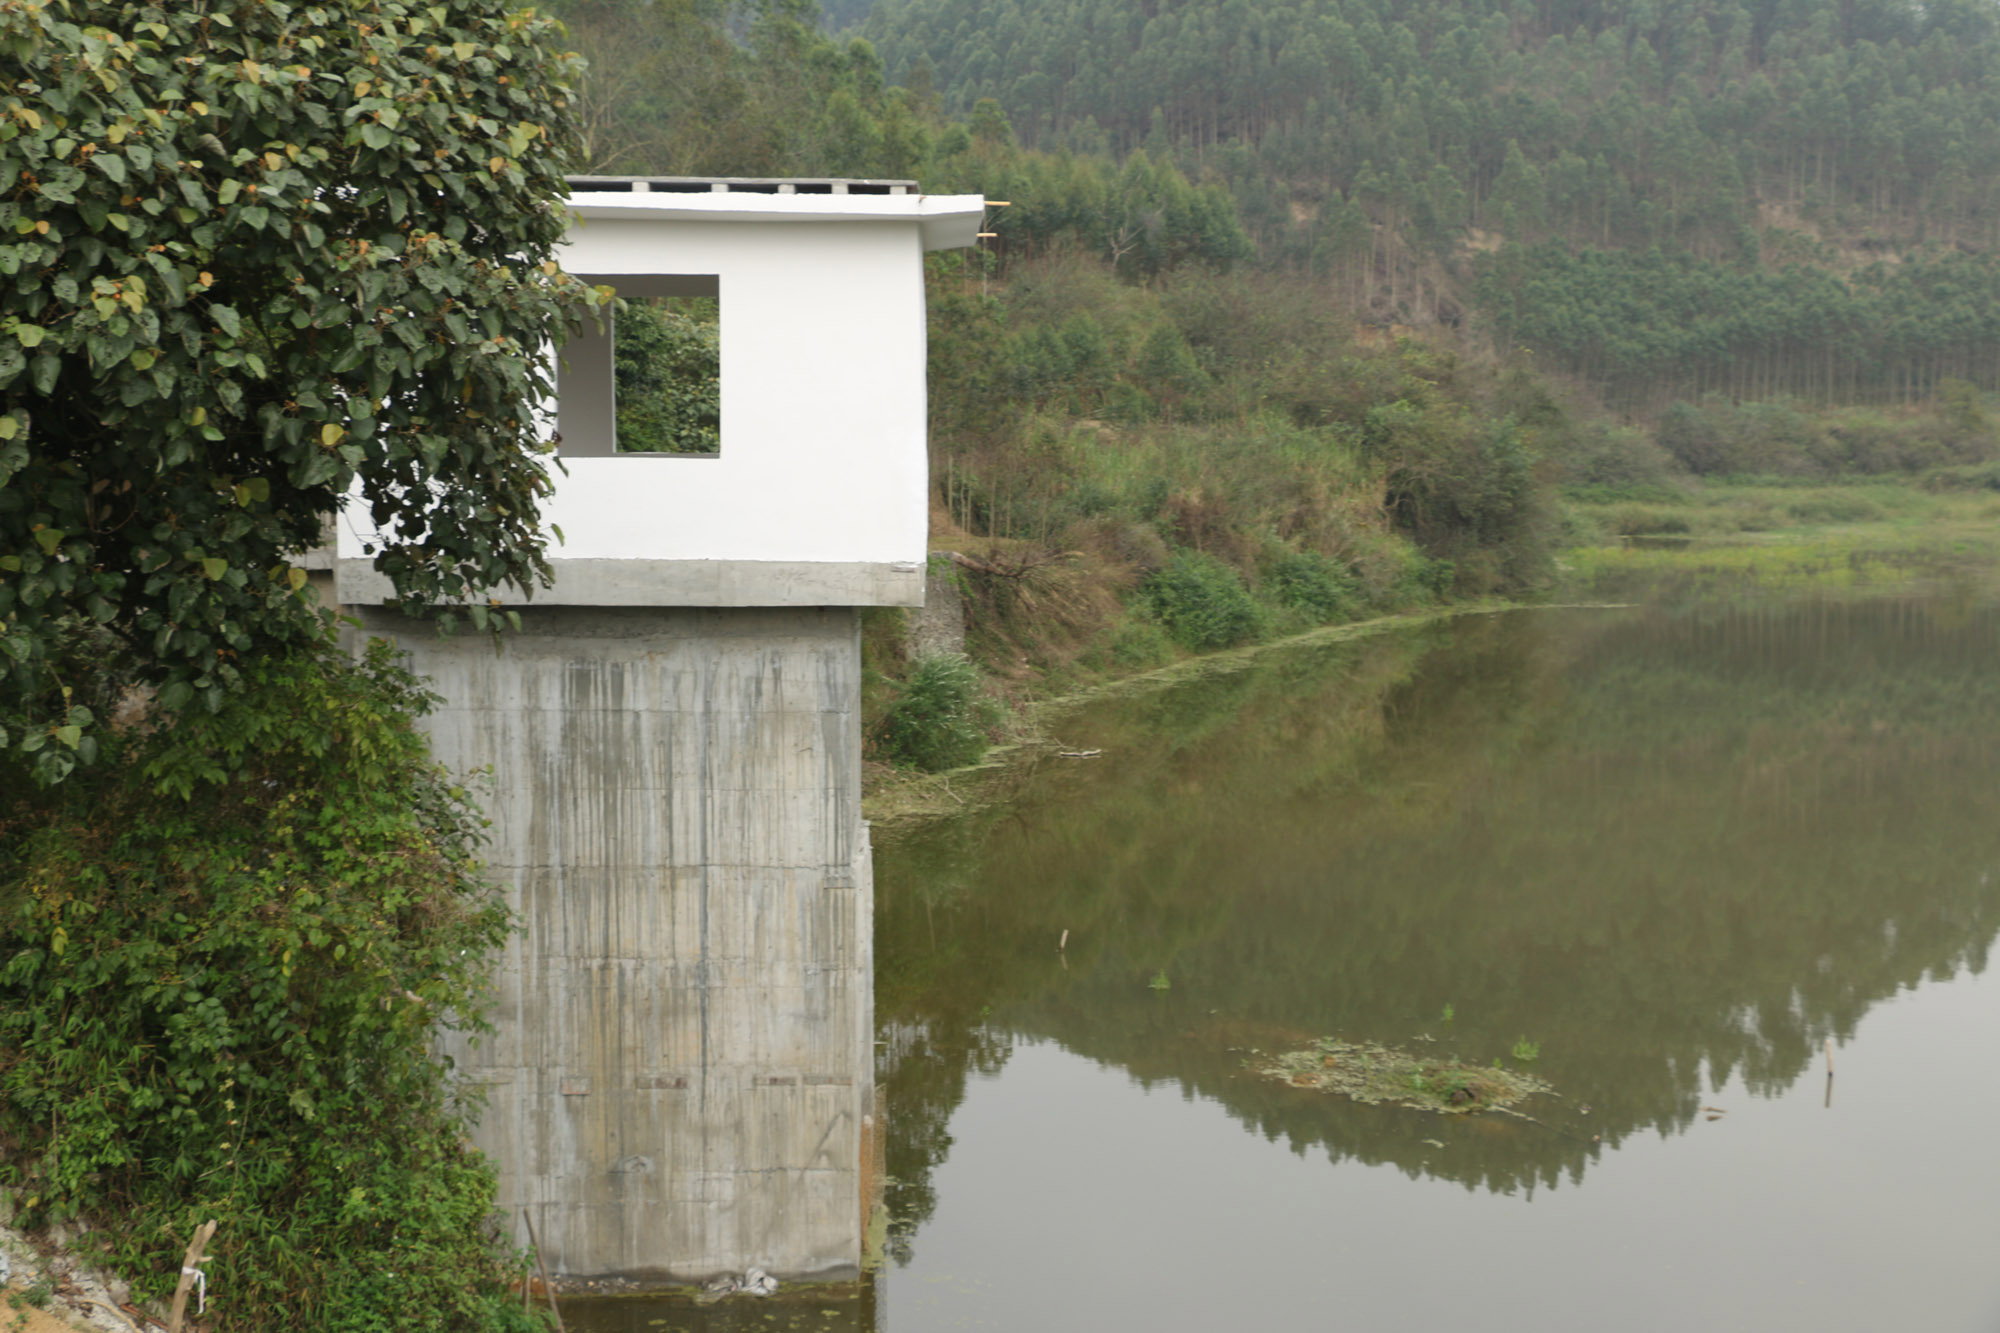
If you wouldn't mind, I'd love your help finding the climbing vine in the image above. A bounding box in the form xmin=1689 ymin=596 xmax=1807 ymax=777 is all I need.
xmin=0 ymin=641 xmax=540 ymax=1332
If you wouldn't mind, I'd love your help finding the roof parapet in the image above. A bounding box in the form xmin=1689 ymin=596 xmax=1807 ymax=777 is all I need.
xmin=567 ymin=175 xmax=917 ymax=196
xmin=563 ymin=178 xmax=986 ymax=252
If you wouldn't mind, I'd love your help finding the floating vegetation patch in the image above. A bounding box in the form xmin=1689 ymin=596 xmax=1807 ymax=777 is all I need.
xmin=1251 ymin=1039 xmax=1551 ymax=1114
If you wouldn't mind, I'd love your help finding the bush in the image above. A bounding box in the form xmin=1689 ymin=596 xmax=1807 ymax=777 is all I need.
xmin=1367 ymin=404 xmax=1553 ymax=593
xmin=1782 ymin=492 xmax=1887 ymax=523
xmin=1559 ymin=422 xmax=1680 ymax=491
xmin=1924 ymin=461 xmax=2000 ymax=492
xmin=878 ymin=655 xmax=994 ymax=771
xmin=1266 ymin=551 xmax=1359 ymax=623
xmin=1413 ymin=555 xmax=1458 ymax=599
xmin=0 ymin=643 xmax=540 ymax=1333
xmin=614 ymin=298 xmax=721 ymax=453
xmin=1096 ymin=615 xmax=1176 ymax=670
xmin=1656 ymin=401 xmax=1736 ymax=474
xmin=1144 ymin=552 xmax=1264 ymax=650
xmin=1601 ymin=503 xmax=1693 ymax=536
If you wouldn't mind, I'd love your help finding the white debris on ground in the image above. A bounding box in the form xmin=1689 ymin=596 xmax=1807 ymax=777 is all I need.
xmin=695 ymin=1267 xmax=781 ymax=1303
xmin=0 ymin=1223 xmax=152 ymax=1332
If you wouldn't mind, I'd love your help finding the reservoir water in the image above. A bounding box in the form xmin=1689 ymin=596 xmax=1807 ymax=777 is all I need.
xmin=571 ymin=577 xmax=2000 ymax=1331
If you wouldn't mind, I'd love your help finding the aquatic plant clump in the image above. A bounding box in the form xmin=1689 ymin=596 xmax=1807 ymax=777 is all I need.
xmin=1252 ymin=1039 xmax=1551 ymax=1114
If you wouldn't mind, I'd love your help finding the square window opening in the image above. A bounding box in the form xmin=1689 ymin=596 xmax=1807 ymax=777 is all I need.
xmin=557 ymin=275 xmax=721 ymax=457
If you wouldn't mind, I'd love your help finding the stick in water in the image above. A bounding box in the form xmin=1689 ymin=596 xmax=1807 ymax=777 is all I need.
xmin=1824 ymin=1037 xmax=1836 ymax=1109
xmin=1058 ymin=929 xmax=1068 ymax=951
xmin=522 ymin=1208 xmax=566 ymax=1333
xmin=166 ymin=1219 xmax=217 ymax=1333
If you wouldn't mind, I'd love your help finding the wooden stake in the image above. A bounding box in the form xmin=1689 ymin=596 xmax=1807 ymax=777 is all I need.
xmin=522 ymin=1209 xmax=565 ymax=1333
xmin=166 ymin=1219 xmax=217 ymax=1333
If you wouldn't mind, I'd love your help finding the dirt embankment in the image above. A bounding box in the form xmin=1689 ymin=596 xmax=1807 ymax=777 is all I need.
xmin=1 ymin=1226 xmax=151 ymax=1333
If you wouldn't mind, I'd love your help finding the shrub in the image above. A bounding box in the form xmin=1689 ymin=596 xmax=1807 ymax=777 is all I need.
xmin=0 ymin=643 xmax=540 ymax=1332
xmin=614 ymin=298 xmax=721 ymax=453
xmin=1559 ymin=422 xmax=1680 ymax=491
xmin=878 ymin=655 xmax=994 ymax=771
xmin=1782 ymin=492 xmax=1887 ymax=523
xmin=1266 ymin=551 xmax=1360 ymax=623
xmin=1144 ymin=552 xmax=1263 ymax=650
xmin=1415 ymin=556 xmax=1458 ymax=598
xmin=1099 ymin=616 xmax=1175 ymax=670
xmin=1386 ymin=550 xmax=1458 ymax=601
xmin=1924 ymin=461 xmax=2000 ymax=492
xmin=1368 ymin=405 xmax=1553 ymax=593
xmin=1602 ymin=504 xmax=1693 ymax=536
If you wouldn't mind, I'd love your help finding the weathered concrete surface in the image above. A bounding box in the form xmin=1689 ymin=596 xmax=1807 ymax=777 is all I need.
xmin=908 ymin=553 xmax=966 ymax=658
xmin=356 ymin=606 xmax=874 ymax=1281
xmin=336 ymin=558 xmax=924 ymax=608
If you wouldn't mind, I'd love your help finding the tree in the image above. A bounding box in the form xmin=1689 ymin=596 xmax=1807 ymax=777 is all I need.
xmin=0 ymin=0 xmax=605 ymax=782
xmin=613 ymin=297 xmax=720 ymax=453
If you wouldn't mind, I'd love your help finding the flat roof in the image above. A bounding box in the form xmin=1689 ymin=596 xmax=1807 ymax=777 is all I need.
xmin=567 ymin=175 xmax=920 ymax=196
xmin=563 ymin=178 xmax=986 ymax=251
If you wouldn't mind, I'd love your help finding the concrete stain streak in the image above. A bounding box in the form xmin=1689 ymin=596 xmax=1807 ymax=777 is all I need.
xmin=356 ymin=606 xmax=873 ymax=1282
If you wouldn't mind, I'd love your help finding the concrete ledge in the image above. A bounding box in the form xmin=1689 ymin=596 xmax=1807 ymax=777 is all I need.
xmin=567 ymin=191 xmax=986 ymax=252
xmin=336 ymin=558 xmax=925 ymax=608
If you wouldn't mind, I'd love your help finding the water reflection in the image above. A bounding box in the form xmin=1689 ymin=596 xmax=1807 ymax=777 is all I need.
xmin=568 ymin=592 xmax=2000 ymax=1329
xmin=876 ymin=597 xmax=2000 ymax=1241
xmin=559 ymin=1285 xmax=876 ymax=1332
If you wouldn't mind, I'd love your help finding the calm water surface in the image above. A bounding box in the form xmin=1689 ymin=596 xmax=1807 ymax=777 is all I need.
xmin=574 ymin=585 xmax=2000 ymax=1331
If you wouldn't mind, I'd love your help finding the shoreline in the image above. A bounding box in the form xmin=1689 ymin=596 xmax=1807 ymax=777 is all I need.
xmin=864 ymin=516 xmax=2000 ymax=833
xmin=862 ymin=598 xmax=1627 ymax=832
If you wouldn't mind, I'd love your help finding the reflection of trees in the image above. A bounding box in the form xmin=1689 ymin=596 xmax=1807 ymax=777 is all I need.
xmin=875 ymin=1019 xmax=1011 ymax=1262
xmin=875 ymin=598 xmax=2000 ymax=1228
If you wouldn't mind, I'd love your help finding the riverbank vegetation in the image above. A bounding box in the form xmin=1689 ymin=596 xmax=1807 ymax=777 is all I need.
xmin=0 ymin=643 xmax=540 ymax=1332
xmin=543 ymin=0 xmax=2000 ymax=777
xmin=0 ymin=1 xmax=594 ymax=1326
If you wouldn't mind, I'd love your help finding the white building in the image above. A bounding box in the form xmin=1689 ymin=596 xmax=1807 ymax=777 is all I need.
xmin=335 ymin=178 xmax=985 ymax=608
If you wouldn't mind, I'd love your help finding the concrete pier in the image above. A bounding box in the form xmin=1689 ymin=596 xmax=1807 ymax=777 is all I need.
xmin=358 ymin=606 xmax=874 ymax=1280
xmin=333 ymin=177 xmax=983 ymax=1280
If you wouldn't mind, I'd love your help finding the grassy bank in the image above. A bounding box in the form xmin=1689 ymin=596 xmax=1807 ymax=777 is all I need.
xmin=865 ymin=473 xmax=2000 ymax=828
xmin=1561 ymin=478 xmax=2000 ymax=598
xmin=861 ymin=245 xmax=2000 ymax=802
xmin=859 ymin=256 xmax=1573 ymax=784
xmin=1566 ymin=478 xmax=2000 ymax=546
xmin=863 ymin=600 xmax=1524 ymax=829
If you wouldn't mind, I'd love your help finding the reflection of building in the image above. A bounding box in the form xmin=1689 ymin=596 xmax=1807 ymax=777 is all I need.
xmin=334 ymin=178 xmax=984 ymax=1281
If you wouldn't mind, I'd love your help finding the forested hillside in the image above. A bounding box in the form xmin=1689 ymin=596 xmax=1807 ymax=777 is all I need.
xmin=549 ymin=0 xmax=1564 ymax=644
xmin=857 ymin=0 xmax=2000 ymax=406
xmin=544 ymin=0 xmax=2000 ymax=751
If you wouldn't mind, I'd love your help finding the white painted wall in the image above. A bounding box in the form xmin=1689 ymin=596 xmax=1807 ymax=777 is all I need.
xmin=335 ymin=192 xmax=984 ymax=600
xmin=555 ymin=217 xmax=925 ymax=563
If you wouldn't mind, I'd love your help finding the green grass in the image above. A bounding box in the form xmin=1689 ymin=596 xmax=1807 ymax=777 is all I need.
xmin=1557 ymin=480 xmax=2000 ymax=598
xmin=1563 ymin=477 xmax=2000 ymax=544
